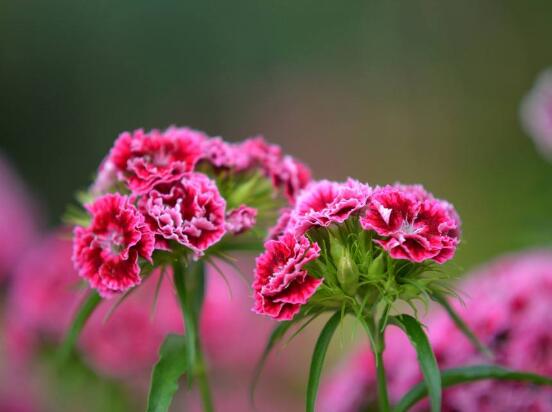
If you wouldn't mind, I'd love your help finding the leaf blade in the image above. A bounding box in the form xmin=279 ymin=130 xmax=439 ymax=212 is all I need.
xmin=146 ymin=334 xmax=188 ymax=412
xmin=393 ymin=314 xmax=441 ymax=412
xmin=394 ymin=364 xmax=552 ymax=412
xmin=306 ymin=311 xmax=341 ymax=412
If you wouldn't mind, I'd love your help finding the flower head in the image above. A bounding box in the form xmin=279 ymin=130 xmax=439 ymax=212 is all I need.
xmin=139 ymin=173 xmax=226 ymax=256
xmin=109 ymin=127 xmax=206 ymax=194
xmin=291 ymin=179 xmax=371 ymax=235
xmin=521 ymin=69 xmax=552 ymax=159
xmin=225 ymin=205 xmax=257 ymax=235
xmin=73 ymin=194 xmax=155 ymax=297
xmin=253 ymin=233 xmax=322 ymax=320
xmin=361 ymin=185 xmax=460 ymax=263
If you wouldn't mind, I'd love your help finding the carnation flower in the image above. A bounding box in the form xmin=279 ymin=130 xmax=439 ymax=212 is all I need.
xmin=521 ymin=69 xmax=552 ymax=159
xmin=140 ymin=173 xmax=226 ymax=256
xmin=109 ymin=127 xmax=206 ymax=194
xmin=253 ymin=233 xmax=322 ymax=320
xmin=291 ymin=179 xmax=371 ymax=235
xmin=360 ymin=185 xmax=460 ymax=263
xmin=270 ymin=155 xmax=312 ymax=203
xmin=225 ymin=205 xmax=257 ymax=235
xmin=73 ymin=193 xmax=155 ymax=297
xmin=267 ymin=207 xmax=293 ymax=240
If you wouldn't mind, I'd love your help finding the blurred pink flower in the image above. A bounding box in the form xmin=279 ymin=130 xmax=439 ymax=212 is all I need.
xmin=0 ymin=153 xmax=39 ymax=280
xmin=267 ymin=207 xmax=293 ymax=240
xmin=109 ymin=127 xmax=206 ymax=194
xmin=225 ymin=205 xmax=257 ymax=235
xmin=321 ymin=250 xmax=552 ymax=411
xmin=521 ymin=69 xmax=552 ymax=159
xmin=73 ymin=194 xmax=155 ymax=297
xmin=291 ymin=179 xmax=371 ymax=235
xmin=139 ymin=173 xmax=227 ymax=256
xmin=361 ymin=185 xmax=460 ymax=263
xmin=253 ymin=233 xmax=322 ymax=320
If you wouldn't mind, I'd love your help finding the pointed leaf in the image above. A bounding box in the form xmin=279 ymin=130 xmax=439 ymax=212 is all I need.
xmin=146 ymin=334 xmax=188 ymax=412
xmin=431 ymin=293 xmax=492 ymax=359
xmin=306 ymin=311 xmax=341 ymax=412
xmin=394 ymin=364 xmax=552 ymax=412
xmin=392 ymin=314 xmax=441 ymax=412
xmin=58 ymin=291 xmax=101 ymax=365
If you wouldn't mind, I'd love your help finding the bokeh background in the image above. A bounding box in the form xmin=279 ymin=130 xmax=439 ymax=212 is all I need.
xmin=2 ymin=1 xmax=552 ymax=411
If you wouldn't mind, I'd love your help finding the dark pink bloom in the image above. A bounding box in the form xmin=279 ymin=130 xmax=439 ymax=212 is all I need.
xmin=239 ymin=136 xmax=283 ymax=171
xmin=139 ymin=173 xmax=226 ymax=256
xmin=291 ymin=179 xmax=371 ymax=235
xmin=225 ymin=205 xmax=257 ymax=235
xmin=0 ymin=153 xmax=39 ymax=280
xmin=90 ymin=156 xmax=118 ymax=197
xmin=270 ymin=155 xmax=312 ymax=203
xmin=267 ymin=207 xmax=293 ymax=240
xmin=252 ymin=233 xmax=322 ymax=321
xmin=521 ymin=69 xmax=552 ymax=159
xmin=73 ymin=194 xmax=155 ymax=297
xmin=361 ymin=186 xmax=460 ymax=263
xmin=109 ymin=127 xmax=206 ymax=194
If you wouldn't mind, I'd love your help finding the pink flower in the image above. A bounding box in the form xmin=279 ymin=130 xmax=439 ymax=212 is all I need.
xmin=270 ymin=155 xmax=312 ymax=203
xmin=109 ymin=127 xmax=206 ymax=194
xmin=0 ymin=153 xmax=39 ymax=280
xmin=90 ymin=156 xmax=118 ymax=197
xmin=267 ymin=207 xmax=293 ymax=240
xmin=239 ymin=136 xmax=283 ymax=170
xmin=73 ymin=194 xmax=155 ymax=297
xmin=139 ymin=173 xmax=226 ymax=256
xmin=291 ymin=179 xmax=371 ymax=235
xmin=521 ymin=69 xmax=552 ymax=159
xmin=252 ymin=233 xmax=322 ymax=321
xmin=225 ymin=205 xmax=257 ymax=235
xmin=361 ymin=186 xmax=460 ymax=263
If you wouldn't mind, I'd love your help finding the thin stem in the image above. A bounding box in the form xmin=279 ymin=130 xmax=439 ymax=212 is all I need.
xmin=374 ymin=330 xmax=391 ymax=412
xmin=172 ymin=259 xmax=214 ymax=412
xmin=58 ymin=291 xmax=101 ymax=365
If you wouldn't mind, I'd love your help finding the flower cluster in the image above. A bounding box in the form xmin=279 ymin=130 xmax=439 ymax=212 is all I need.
xmin=521 ymin=69 xmax=552 ymax=159
xmin=320 ymin=250 xmax=552 ymax=412
xmin=72 ymin=127 xmax=311 ymax=297
xmin=253 ymin=181 xmax=461 ymax=320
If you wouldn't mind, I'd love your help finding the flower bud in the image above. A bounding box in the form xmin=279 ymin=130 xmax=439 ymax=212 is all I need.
xmin=337 ymin=252 xmax=359 ymax=296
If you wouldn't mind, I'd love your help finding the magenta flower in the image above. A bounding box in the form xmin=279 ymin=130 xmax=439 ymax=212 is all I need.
xmin=253 ymin=233 xmax=322 ymax=320
xmin=73 ymin=194 xmax=155 ymax=297
xmin=109 ymin=127 xmax=206 ymax=194
xmin=225 ymin=205 xmax=257 ymax=235
xmin=270 ymin=155 xmax=313 ymax=203
xmin=0 ymin=153 xmax=39 ymax=280
xmin=521 ymin=69 xmax=552 ymax=159
xmin=140 ymin=173 xmax=226 ymax=256
xmin=360 ymin=185 xmax=460 ymax=263
xmin=267 ymin=207 xmax=293 ymax=240
xmin=291 ymin=179 xmax=371 ymax=235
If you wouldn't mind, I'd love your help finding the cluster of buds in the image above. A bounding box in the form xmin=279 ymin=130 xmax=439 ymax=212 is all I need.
xmin=253 ymin=180 xmax=461 ymax=321
xmin=70 ymin=127 xmax=310 ymax=297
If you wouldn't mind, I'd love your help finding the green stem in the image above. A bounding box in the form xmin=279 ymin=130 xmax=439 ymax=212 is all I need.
xmin=58 ymin=291 xmax=101 ymax=365
xmin=172 ymin=259 xmax=214 ymax=412
xmin=375 ymin=331 xmax=391 ymax=412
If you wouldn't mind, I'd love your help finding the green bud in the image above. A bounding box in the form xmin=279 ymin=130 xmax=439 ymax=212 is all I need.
xmin=368 ymin=253 xmax=386 ymax=278
xmin=337 ymin=252 xmax=359 ymax=296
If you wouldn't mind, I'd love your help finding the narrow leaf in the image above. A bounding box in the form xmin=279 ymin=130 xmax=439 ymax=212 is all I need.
xmin=306 ymin=311 xmax=341 ymax=412
xmin=146 ymin=334 xmax=188 ymax=412
xmin=58 ymin=291 xmax=101 ymax=365
xmin=392 ymin=314 xmax=441 ymax=412
xmin=250 ymin=321 xmax=294 ymax=405
xmin=394 ymin=364 xmax=552 ymax=412
xmin=431 ymin=293 xmax=493 ymax=359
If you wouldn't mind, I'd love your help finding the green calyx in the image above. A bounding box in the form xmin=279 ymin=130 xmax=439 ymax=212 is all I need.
xmin=304 ymin=218 xmax=455 ymax=318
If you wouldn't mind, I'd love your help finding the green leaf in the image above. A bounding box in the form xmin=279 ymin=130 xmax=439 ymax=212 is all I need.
xmin=250 ymin=321 xmax=294 ymax=405
xmin=392 ymin=314 xmax=441 ymax=412
xmin=146 ymin=334 xmax=188 ymax=412
xmin=58 ymin=291 xmax=101 ymax=365
xmin=306 ymin=311 xmax=341 ymax=412
xmin=394 ymin=364 xmax=552 ymax=412
xmin=431 ymin=293 xmax=493 ymax=359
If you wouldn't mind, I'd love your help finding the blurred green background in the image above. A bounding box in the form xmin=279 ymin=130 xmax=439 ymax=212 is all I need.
xmin=2 ymin=0 xmax=552 ymax=278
